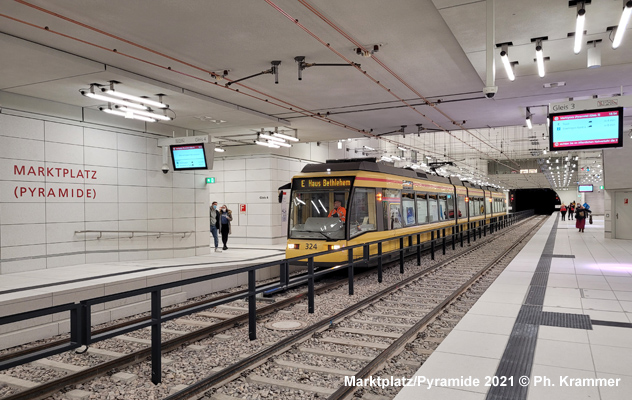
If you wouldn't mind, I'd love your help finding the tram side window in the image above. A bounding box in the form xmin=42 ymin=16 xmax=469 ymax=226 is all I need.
xmin=469 ymin=196 xmax=475 ymax=217
xmin=416 ymin=193 xmax=429 ymax=224
xmin=447 ymin=194 xmax=455 ymax=219
xmin=457 ymin=194 xmax=466 ymax=218
xmin=402 ymin=192 xmax=416 ymax=226
xmin=382 ymin=189 xmax=403 ymax=230
xmin=473 ymin=197 xmax=481 ymax=216
xmin=486 ymin=198 xmax=491 ymax=214
xmin=349 ymin=188 xmax=377 ymax=238
xmin=428 ymin=194 xmax=439 ymax=222
xmin=438 ymin=195 xmax=448 ymax=221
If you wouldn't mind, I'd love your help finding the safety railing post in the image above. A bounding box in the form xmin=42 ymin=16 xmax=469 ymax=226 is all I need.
xmin=363 ymin=244 xmax=370 ymax=267
xmin=430 ymin=230 xmax=435 ymax=260
xmin=248 ymin=269 xmax=256 ymax=340
xmin=442 ymin=234 xmax=446 ymax=255
xmin=399 ymin=237 xmax=405 ymax=273
xmin=80 ymin=302 xmax=91 ymax=346
xmin=452 ymin=227 xmax=456 ymax=250
xmin=416 ymin=234 xmax=421 ymax=266
xmin=483 ymin=221 xmax=487 ymax=237
xmin=150 ymin=290 xmax=161 ymax=385
xmin=307 ymin=257 xmax=315 ymax=314
xmin=280 ymin=261 xmax=288 ymax=288
xmin=377 ymin=242 xmax=383 ymax=283
xmin=460 ymin=224 xmax=464 ymax=247
xmin=348 ymin=248 xmax=354 ymax=295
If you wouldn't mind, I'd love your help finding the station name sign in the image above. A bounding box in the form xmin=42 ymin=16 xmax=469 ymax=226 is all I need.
xmin=550 ymin=95 xmax=631 ymax=113
xmin=294 ymin=176 xmax=354 ymax=190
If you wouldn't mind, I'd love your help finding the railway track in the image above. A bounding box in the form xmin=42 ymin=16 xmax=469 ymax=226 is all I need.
xmin=0 ymin=216 xmax=538 ymax=400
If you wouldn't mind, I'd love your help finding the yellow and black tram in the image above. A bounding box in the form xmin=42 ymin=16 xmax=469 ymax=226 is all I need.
xmin=285 ymin=158 xmax=507 ymax=266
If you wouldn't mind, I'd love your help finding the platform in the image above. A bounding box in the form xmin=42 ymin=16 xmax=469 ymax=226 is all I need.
xmin=0 ymin=244 xmax=285 ymax=350
xmin=395 ymin=215 xmax=632 ymax=400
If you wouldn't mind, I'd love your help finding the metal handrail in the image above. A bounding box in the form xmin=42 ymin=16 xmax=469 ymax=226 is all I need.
xmin=74 ymin=230 xmax=193 ymax=239
xmin=2 ymin=210 xmax=535 ymax=384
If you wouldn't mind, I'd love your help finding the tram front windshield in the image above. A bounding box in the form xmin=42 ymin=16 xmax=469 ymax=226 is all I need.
xmin=289 ymin=189 xmax=348 ymax=240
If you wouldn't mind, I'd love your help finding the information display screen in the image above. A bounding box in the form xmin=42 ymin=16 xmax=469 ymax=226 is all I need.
xmin=549 ymin=107 xmax=623 ymax=151
xmin=578 ymin=185 xmax=593 ymax=193
xmin=170 ymin=144 xmax=208 ymax=170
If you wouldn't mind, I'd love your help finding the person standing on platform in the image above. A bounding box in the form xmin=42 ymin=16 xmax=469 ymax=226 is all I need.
xmin=210 ymin=201 xmax=221 ymax=252
xmin=568 ymin=201 xmax=575 ymax=220
xmin=560 ymin=203 xmax=567 ymax=221
xmin=575 ymin=204 xmax=591 ymax=233
xmin=219 ymin=205 xmax=233 ymax=250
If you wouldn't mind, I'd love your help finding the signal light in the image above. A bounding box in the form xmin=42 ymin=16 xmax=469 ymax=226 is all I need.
xmin=376 ymin=193 xmax=383 ymax=202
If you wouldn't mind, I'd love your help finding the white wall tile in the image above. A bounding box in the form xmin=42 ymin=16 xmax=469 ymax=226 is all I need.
xmin=173 ymin=172 xmax=194 ymax=188
xmin=118 ymin=168 xmax=146 ymax=186
xmin=85 ymin=203 xmax=118 ymax=221
xmin=223 ymin=170 xmax=246 ymax=181
xmin=85 ymin=184 xmax=118 ymax=203
xmin=86 ymin=253 xmax=119 ymax=263
xmin=0 ymin=114 xmax=44 ymax=140
xmin=46 ymin=222 xmax=85 ymax=243
xmin=119 ymin=203 xmax=148 ymax=221
xmin=224 ymin=158 xmax=245 ymax=170
xmin=147 ymin=219 xmax=173 ymax=232
xmin=119 ymin=186 xmax=147 ymax=203
xmin=148 ymin=249 xmax=174 ymax=259
xmin=47 ymin=241 xmax=86 ymax=257
xmin=1 ymin=244 xmax=46 ymax=259
xmin=45 ymin=122 xmax=83 ymax=145
xmin=146 ymin=138 xmax=161 ymax=156
xmin=0 ymin=259 xmax=47 ymax=274
xmin=0 ymin=181 xmax=43 ymax=203
xmin=1 ymin=224 xmax=46 ymax=247
xmin=173 ymin=188 xmax=194 ymax=203
xmin=147 ymin=170 xmax=173 ymax=188
xmin=84 ymin=128 xmax=117 ymax=149
xmin=173 ymin=203 xmax=194 ymax=218
xmin=45 ymin=142 xmax=83 ymax=165
xmin=2 ymin=160 xmax=46 ymax=183
xmin=118 ymin=151 xmax=146 ymax=170
xmin=119 ymin=235 xmax=148 ymax=250
xmin=224 ymin=181 xmax=246 ymax=193
xmin=173 ymin=217 xmax=195 ymax=232
xmin=84 ymin=147 xmax=117 ymax=167
xmin=148 ymin=203 xmax=173 ymax=219
xmin=0 ymin=203 xmax=45 ymax=224
xmin=46 ymin=203 xmax=85 ymax=223
xmin=83 ymin=166 xmax=117 ymax=185
xmin=0 ymin=136 xmax=45 ymax=161
xmin=117 ymin=133 xmax=147 ymax=153
xmin=148 ymin=187 xmax=172 ymax=202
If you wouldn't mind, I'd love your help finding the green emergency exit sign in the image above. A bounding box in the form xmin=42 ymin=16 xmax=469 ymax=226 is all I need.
xmin=206 ymin=177 xmax=215 ymax=184
xmin=599 ymin=185 xmax=604 ymax=190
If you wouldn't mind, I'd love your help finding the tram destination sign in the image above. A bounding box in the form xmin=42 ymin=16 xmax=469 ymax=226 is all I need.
xmin=293 ymin=176 xmax=354 ymax=190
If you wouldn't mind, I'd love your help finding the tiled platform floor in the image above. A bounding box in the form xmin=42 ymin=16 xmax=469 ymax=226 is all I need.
xmin=0 ymin=244 xmax=285 ymax=317
xmin=395 ymin=215 xmax=632 ymax=400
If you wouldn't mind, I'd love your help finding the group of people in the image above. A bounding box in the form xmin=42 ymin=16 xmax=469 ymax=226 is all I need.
xmin=210 ymin=202 xmax=232 ymax=252
xmin=560 ymin=201 xmax=592 ymax=233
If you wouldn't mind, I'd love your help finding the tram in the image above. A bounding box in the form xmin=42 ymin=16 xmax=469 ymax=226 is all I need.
xmin=285 ymin=158 xmax=507 ymax=266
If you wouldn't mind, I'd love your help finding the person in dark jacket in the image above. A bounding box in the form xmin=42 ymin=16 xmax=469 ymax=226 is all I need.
xmin=575 ymin=204 xmax=591 ymax=233
xmin=219 ymin=205 xmax=233 ymax=250
xmin=210 ymin=201 xmax=221 ymax=252
xmin=568 ymin=202 xmax=575 ymax=220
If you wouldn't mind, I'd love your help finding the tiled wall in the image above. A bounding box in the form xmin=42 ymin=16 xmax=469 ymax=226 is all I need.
xmin=208 ymin=156 xmax=309 ymax=246
xmin=0 ymin=113 xmax=210 ymax=274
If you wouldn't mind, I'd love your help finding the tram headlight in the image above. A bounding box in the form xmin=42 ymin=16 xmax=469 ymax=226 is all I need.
xmin=329 ymin=244 xmax=342 ymax=250
xmin=288 ymin=243 xmax=299 ymax=249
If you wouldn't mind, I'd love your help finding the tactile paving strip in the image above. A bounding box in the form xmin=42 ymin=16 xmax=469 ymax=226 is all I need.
xmin=542 ymin=254 xmax=576 ymax=258
xmin=541 ymin=312 xmax=592 ymax=330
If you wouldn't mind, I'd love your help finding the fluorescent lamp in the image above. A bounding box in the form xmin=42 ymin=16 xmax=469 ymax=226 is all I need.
xmin=392 ymin=155 xmax=401 ymax=160
xmin=398 ymin=146 xmax=407 ymax=151
xmin=102 ymin=89 xmax=168 ymax=109
xmin=255 ymin=140 xmax=278 ymax=148
xmin=82 ymin=91 xmax=148 ymax=110
xmin=613 ymin=1 xmax=632 ymax=49
xmin=574 ymin=8 xmax=586 ymax=54
xmin=116 ymin=106 xmax=172 ymax=121
xmin=500 ymin=50 xmax=515 ymax=81
xmin=272 ymin=132 xmax=299 ymax=142
xmin=364 ymin=146 xmax=375 ymax=151
xmin=214 ymin=147 xmax=225 ymax=152
xmin=274 ymin=141 xmax=292 ymax=148
xmin=337 ymin=141 xmax=342 ymax=149
xmin=526 ymin=117 xmax=532 ymax=129
xmin=100 ymin=107 xmax=156 ymax=122
xmin=535 ymin=45 xmax=545 ymax=77
xmin=260 ymin=133 xmax=285 ymax=142
xmin=381 ymin=156 xmax=392 ymax=162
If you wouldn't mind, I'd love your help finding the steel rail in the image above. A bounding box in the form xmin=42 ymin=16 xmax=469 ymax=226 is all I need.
xmin=164 ymin=216 xmax=538 ymax=400
xmin=327 ymin=216 xmax=546 ymax=399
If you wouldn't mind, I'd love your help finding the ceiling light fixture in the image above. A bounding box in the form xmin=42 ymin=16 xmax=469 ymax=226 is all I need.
xmin=115 ymin=106 xmax=172 ymax=121
xmin=535 ymin=40 xmax=546 ymax=77
xmin=613 ymin=1 xmax=632 ymax=48
xmin=214 ymin=145 xmax=225 ymax=152
xmin=526 ymin=107 xmax=533 ymax=129
xmin=102 ymin=83 xmax=168 ymax=109
xmin=99 ymin=106 xmax=156 ymax=122
xmin=398 ymin=146 xmax=407 ymax=151
xmin=338 ymin=140 xmax=342 ymax=149
xmin=272 ymin=130 xmax=299 ymax=142
xmin=83 ymin=88 xmax=148 ymax=110
xmin=255 ymin=140 xmax=280 ymax=149
xmin=574 ymin=6 xmax=586 ymax=54
xmin=259 ymin=133 xmax=285 ymax=142
xmin=500 ymin=44 xmax=516 ymax=81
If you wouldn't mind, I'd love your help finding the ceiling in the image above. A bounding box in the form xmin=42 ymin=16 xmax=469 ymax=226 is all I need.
xmin=0 ymin=0 xmax=630 ymax=189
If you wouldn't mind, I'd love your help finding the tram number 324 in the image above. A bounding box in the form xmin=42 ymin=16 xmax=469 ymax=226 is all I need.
xmin=305 ymin=243 xmax=318 ymax=250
